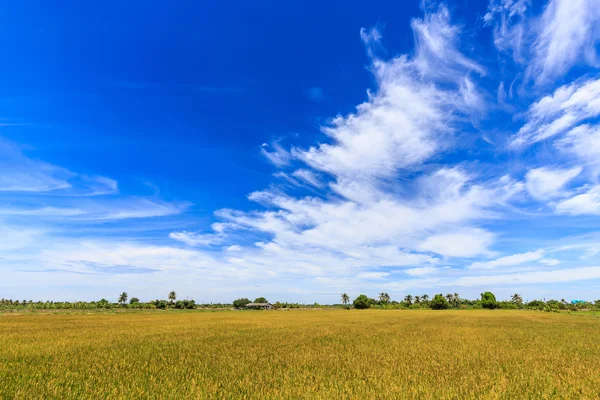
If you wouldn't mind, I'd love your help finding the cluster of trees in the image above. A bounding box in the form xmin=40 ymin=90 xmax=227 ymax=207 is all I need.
xmin=340 ymin=292 xmax=600 ymax=311
xmin=0 ymin=291 xmax=197 ymax=311
xmin=232 ymin=297 xmax=268 ymax=309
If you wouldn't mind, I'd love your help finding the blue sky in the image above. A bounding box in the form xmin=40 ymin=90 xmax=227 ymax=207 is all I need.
xmin=2 ymin=0 xmax=600 ymax=303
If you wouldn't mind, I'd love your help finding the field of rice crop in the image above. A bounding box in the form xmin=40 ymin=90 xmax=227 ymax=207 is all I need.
xmin=2 ymin=310 xmax=600 ymax=399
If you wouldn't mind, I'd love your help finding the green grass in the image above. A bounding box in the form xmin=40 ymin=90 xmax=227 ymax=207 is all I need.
xmin=2 ymin=310 xmax=600 ymax=399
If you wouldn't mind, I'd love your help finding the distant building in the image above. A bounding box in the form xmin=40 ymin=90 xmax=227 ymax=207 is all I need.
xmin=245 ymin=303 xmax=272 ymax=310
xmin=571 ymin=300 xmax=585 ymax=304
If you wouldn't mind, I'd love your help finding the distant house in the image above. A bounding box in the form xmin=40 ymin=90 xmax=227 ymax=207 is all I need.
xmin=245 ymin=302 xmax=272 ymax=310
xmin=571 ymin=300 xmax=586 ymax=304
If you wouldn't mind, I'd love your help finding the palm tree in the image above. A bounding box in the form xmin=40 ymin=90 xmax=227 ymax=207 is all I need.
xmin=118 ymin=292 xmax=128 ymax=305
xmin=511 ymin=293 xmax=523 ymax=304
xmin=446 ymin=293 xmax=453 ymax=303
xmin=168 ymin=291 xmax=177 ymax=303
xmin=341 ymin=293 xmax=350 ymax=305
xmin=379 ymin=292 xmax=390 ymax=304
xmin=422 ymin=294 xmax=429 ymax=302
xmin=404 ymin=294 xmax=413 ymax=306
xmin=453 ymin=293 xmax=460 ymax=305
xmin=415 ymin=295 xmax=421 ymax=304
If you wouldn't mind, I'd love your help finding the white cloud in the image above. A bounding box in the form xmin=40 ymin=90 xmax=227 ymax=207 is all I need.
xmin=556 ymin=124 xmax=600 ymax=163
xmin=468 ymin=250 xmax=544 ymax=269
xmin=485 ymin=0 xmax=529 ymax=63
xmin=403 ymin=266 xmax=441 ymax=276
xmin=510 ymin=77 xmax=600 ymax=147
xmin=411 ymin=4 xmax=486 ymax=80
xmin=555 ymin=185 xmax=600 ymax=215
xmin=540 ymin=258 xmax=560 ymax=265
xmin=0 ymin=224 xmax=43 ymax=251
xmin=0 ymin=140 xmax=118 ymax=195
xmin=293 ymin=6 xmax=485 ymax=182
xmin=291 ymin=169 xmax=324 ymax=188
xmin=260 ymin=141 xmax=291 ymax=167
xmin=452 ymin=266 xmax=600 ymax=287
xmin=419 ymin=228 xmax=495 ymax=258
xmin=356 ymin=272 xmax=390 ymax=280
xmin=528 ymin=0 xmax=600 ymax=85
xmin=169 ymin=222 xmax=236 ymax=247
xmin=525 ymin=166 xmax=581 ymax=200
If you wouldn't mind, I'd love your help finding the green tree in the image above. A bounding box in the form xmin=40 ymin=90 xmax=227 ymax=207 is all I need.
xmin=353 ymin=294 xmax=371 ymax=309
xmin=129 ymin=297 xmax=140 ymax=304
xmin=453 ymin=293 xmax=460 ymax=307
xmin=511 ymin=293 xmax=523 ymax=305
xmin=341 ymin=293 xmax=350 ymax=305
xmin=118 ymin=292 xmax=128 ymax=305
xmin=415 ymin=296 xmax=421 ymax=304
xmin=379 ymin=292 xmax=390 ymax=304
xmin=404 ymin=295 xmax=413 ymax=306
xmin=481 ymin=291 xmax=498 ymax=309
xmin=254 ymin=297 xmax=268 ymax=303
xmin=168 ymin=291 xmax=177 ymax=303
xmin=232 ymin=298 xmax=251 ymax=309
xmin=430 ymin=294 xmax=449 ymax=310
xmin=422 ymin=294 xmax=429 ymax=302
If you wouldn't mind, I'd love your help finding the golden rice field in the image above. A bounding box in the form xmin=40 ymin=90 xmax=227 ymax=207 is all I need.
xmin=2 ymin=310 xmax=600 ymax=399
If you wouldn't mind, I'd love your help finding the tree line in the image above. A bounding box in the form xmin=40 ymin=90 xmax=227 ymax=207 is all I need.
xmin=339 ymin=291 xmax=600 ymax=311
xmin=2 ymin=291 xmax=599 ymax=312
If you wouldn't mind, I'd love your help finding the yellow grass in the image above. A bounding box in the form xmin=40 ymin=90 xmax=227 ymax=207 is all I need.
xmin=2 ymin=310 xmax=600 ymax=399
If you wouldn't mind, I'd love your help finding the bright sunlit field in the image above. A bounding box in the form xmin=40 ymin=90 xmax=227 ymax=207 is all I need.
xmin=2 ymin=310 xmax=600 ymax=399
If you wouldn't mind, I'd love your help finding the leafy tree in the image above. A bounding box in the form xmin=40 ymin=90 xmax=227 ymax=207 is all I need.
xmin=118 ymin=292 xmax=128 ymax=305
xmin=154 ymin=299 xmax=168 ymax=309
xmin=430 ymin=294 xmax=449 ymax=310
xmin=445 ymin=293 xmax=453 ymax=303
xmin=422 ymin=294 xmax=429 ymax=302
xmin=174 ymin=299 xmax=196 ymax=309
xmin=341 ymin=293 xmax=350 ymax=305
xmin=353 ymin=294 xmax=371 ymax=309
xmin=129 ymin=297 xmax=140 ymax=304
xmin=254 ymin=297 xmax=268 ymax=303
xmin=168 ymin=291 xmax=177 ymax=302
xmin=404 ymin=295 xmax=413 ymax=306
xmin=232 ymin=298 xmax=251 ymax=309
xmin=415 ymin=296 xmax=421 ymax=304
xmin=481 ymin=291 xmax=498 ymax=309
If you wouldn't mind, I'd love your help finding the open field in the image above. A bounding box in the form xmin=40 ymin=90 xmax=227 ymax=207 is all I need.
xmin=2 ymin=310 xmax=600 ymax=399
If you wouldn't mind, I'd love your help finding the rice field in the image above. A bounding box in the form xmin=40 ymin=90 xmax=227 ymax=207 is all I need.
xmin=2 ymin=310 xmax=600 ymax=399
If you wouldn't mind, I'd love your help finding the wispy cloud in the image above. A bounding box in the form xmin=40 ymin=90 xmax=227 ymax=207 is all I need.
xmin=527 ymin=0 xmax=600 ymax=85
xmin=510 ymin=77 xmax=600 ymax=147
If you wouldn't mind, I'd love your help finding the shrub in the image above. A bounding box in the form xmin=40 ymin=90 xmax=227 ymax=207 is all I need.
xmin=430 ymin=294 xmax=449 ymax=310
xmin=232 ymin=298 xmax=251 ymax=309
xmin=526 ymin=300 xmax=546 ymax=311
xmin=498 ymin=301 xmax=518 ymax=309
xmin=481 ymin=292 xmax=498 ymax=309
xmin=353 ymin=294 xmax=371 ymax=309
xmin=153 ymin=300 xmax=168 ymax=309
xmin=129 ymin=297 xmax=140 ymax=304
